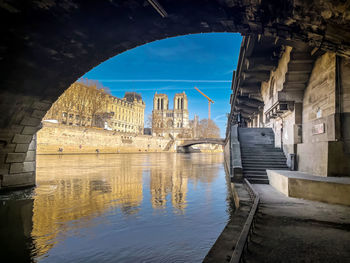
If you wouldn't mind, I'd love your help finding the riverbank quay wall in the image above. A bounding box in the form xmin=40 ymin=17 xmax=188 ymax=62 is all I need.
xmin=228 ymin=35 xmax=350 ymax=178
xmin=204 ymin=127 xmax=253 ymax=262
xmin=37 ymin=123 xmax=172 ymax=154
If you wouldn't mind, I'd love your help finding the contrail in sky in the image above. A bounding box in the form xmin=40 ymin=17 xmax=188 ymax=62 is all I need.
xmin=109 ymin=86 xmax=228 ymax=91
xmin=99 ymin=79 xmax=231 ymax=83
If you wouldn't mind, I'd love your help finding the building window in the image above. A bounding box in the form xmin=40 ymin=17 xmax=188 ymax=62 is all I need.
xmin=76 ymin=115 xmax=80 ymax=120
xmin=62 ymin=112 xmax=67 ymax=117
xmin=69 ymin=114 xmax=74 ymax=118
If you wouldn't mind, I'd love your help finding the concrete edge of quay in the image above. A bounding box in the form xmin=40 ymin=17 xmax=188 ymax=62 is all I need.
xmin=203 ymin=150 xmax=254 ymax=263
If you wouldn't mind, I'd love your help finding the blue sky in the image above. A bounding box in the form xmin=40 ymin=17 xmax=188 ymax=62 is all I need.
xmin=83 ymin=33 xmax=242 ymax=137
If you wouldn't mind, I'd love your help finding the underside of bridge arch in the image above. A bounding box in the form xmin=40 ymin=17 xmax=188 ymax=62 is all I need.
xmin=0 ymin=0 xmax=350 ymax=190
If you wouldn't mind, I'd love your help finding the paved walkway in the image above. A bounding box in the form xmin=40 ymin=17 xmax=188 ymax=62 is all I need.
xmin=245 ymin=184 xmax=350 ymax=263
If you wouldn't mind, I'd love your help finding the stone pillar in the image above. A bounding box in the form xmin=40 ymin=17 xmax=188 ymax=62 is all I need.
xmin=0 ymin=128 xmax=39 ymax=191
xmin=0 ymin=99 xmax=51 ymax=191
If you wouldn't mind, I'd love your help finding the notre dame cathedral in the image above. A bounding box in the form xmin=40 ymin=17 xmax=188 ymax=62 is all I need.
xmin=152 ymin=92 xmax=192 ymax=138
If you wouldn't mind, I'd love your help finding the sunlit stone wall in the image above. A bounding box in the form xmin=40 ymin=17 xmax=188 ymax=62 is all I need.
xmin=37 ymin=123 xmax=172 ymax=154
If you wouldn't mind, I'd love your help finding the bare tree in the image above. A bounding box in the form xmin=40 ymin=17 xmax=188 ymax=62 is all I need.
xmin=43 ymin=100 xmax=60 ymax=120
xmin=58 ymin=87 xmax=76 ymax=124
xmin=74 ymin=83 xmax=91 ymax=126
xmin=146 ymin=114 xmax=153 ymax=128
xmin=88 ymin=85 xmax=107 ymax=127
xmin=43 ymin=79 xmax=112 ymax=127
xmin=197 ymin=119 xmax=220 ymax=138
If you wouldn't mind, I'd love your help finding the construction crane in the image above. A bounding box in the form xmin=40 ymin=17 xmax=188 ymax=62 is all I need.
xmin=194 ymin=86 xmax=215 ymax=120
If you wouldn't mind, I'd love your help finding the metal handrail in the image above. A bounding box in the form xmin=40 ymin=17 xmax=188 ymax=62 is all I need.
xmin=230 ymin=179 xmax=260 ymax=263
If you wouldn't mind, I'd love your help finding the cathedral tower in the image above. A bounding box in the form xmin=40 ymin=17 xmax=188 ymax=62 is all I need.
xmin=173 ymin=92 xmax=189 ymax=129
xmin=152 ymin=92 xmax=190 ymax=138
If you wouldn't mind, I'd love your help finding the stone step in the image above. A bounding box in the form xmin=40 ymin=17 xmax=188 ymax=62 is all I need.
xmin=246 ymin=177 xmax=269 ymax=184
xmin=241 ymin=148 xmax=278 ymax=151
xmin=242 ymin=159 xmax=287 ymax=163
xmin=243 ymin=167 xmax=289 ymax=172
xmin=241 ymin=150 xmax=284 ymax=153
xmin=239 ymin=138 xmax=274 ymax=143
xmin=241 ymin=151 xmax=285 ymax=154
xmin=238 ymin=127 xmax=274 ymax=132
xmin=241 ymin=152 xmax=286 ymax=156
xmin=241 ymin=152 xmax=285 ymax=156
xmin=240 ymin=137 xmax=274 ymax=139
xmin=241 ymin=155 xmax=286 ymax=158
xmin=242 ymin=163 xmax=289 ymax=170
xmin=241 ymin=147 xmax=282 ymax=150
xmin=240 ymin=144 xmax=277 ymax=147
xmin=244 ymin=172 xmax=268 ymax=176
xmin=240 ymin=142 xmax=275 ymax=145
xmin=242 ymin=162 xmax=288 ymax=166
xmin=244 ymin=166 xmax=287 ymax=170
xmin=242 ymin=155 xmax=286 ymax=158
xmin=241 ymin=145 xmax=281 ymax=148
xmin=245 ymin=174 xmax=269 ymax=179
xmin=243 ymin=171 xmax=267 ymax=175
xmin=239 ymin=138 xmax=274 ymax=140
xmin=241 ymin=147 xmax=283 ymax=150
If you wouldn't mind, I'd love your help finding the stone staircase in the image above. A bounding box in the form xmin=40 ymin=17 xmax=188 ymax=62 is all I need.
xmin=238 ymin=128 xmax=289 ymax=184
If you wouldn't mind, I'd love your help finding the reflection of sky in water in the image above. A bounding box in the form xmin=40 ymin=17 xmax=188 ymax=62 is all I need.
xmin=1 ymin=153 xmax=232 ymax=263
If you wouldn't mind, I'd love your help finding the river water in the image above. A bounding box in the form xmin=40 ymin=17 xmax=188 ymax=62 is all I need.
xmin=0 ymin=153 xmax=233 ymax=263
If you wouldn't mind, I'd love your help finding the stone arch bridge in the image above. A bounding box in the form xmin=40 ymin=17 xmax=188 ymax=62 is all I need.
xmin=178 ymin=138 xmax=225 ymax=147
xmin=0 ymin=0 xmax=350 ymax=190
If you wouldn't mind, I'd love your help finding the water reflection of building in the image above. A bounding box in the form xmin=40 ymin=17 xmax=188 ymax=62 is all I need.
xmin=149 ymin=154 xmax=223 ymax=212
xmin=150 ymin=154 xmax=188 ymax=211
xmin=171 ymin=170 xmax=188 ymax=211
xmin=32 ymin=154 xmax=144 ymax=258
xmin=30 ymin=153 xmax=224 ymax=259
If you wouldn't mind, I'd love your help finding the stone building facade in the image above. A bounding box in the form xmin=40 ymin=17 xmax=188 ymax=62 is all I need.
xmin=152 ymin=92 xmax=191 ymax=138
xmin=102 ymin=92 xmax=145 ymax=134
xmin=229 ymin=35 xmax=350 ymax=177
xmin=44 ymin=82 xmax=145 ymax=134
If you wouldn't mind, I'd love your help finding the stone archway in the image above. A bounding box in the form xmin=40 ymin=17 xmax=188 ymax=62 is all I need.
xmin=0 ymin=0 xmax=350 ymax=190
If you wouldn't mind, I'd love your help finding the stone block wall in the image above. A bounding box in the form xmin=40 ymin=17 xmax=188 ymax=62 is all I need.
xmin=341 ymin=58 xmax=350 ymax=154
xmin=296 ymin=52 xmax=336 ymax=176
xmin=302 ymin=52 xmax=336 ymax=135
xmin=0 ymin=94 xmax=52 ymax=191
xmin=297 ymin=52 xmax=350 ymax=176
xmin=257 ymin=50 xmax=350 ymax=176
xmin=36 ymin=123 xmax=172 ymax=154
xmin=261 ymin=46 xmax=292 ymax=116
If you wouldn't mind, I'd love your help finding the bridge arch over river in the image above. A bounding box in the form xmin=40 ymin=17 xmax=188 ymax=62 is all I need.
xmin=0 ymin=0 xmax=349 ymax=190
xmin=177 ymin=138 xmax=225 ymax=153
xmin=178 ymin=138 xmax=225 ymax=147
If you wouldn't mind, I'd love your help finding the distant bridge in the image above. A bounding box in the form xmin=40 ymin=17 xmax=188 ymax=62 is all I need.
xmin=178 ymin=138 xmax=225 ymax=147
